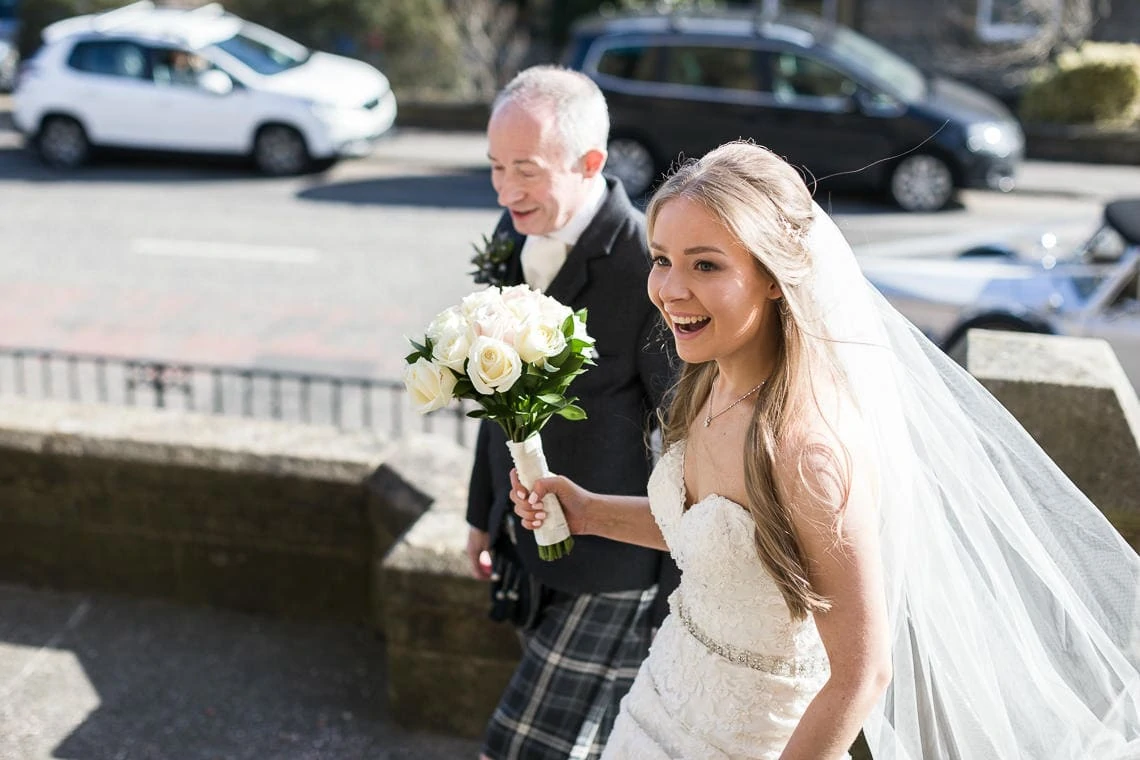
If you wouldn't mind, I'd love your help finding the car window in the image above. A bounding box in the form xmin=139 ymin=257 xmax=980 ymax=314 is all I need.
xmin=213 ymin=28 xmax=307 ymax=76
xmin=770 ymin=53 xmax=856 ymax=102
xmin=67 ymin=40 xmax=149 ymax=80
xmin=595 ymin=45 xmax=663 ymax=83
xmin=662 ymin=46 xmax=762 ymax=92
xmin=150 ymin=47 xmax=212 ymax=88
xmin=827 ymin=26 xmax=925 ymax=102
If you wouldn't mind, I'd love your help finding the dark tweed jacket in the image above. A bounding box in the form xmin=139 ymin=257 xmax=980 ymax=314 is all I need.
xmin=466 ymin=178 xmax=681 ymax=610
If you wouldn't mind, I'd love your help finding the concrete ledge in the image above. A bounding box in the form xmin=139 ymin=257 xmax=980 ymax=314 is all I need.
xmin=378 ymin=435 xmax=519 ymax=738
xmin=0 ymin=397 xmax=392 ymax=482
xmin=968 ymin=329 xmax=1140 ymax=519
xmin=0 ymin=398 xmax=449 ymax=625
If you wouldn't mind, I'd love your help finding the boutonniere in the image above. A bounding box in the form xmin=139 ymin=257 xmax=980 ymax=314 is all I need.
xmin=470 ymin=230 xmax=516 ymax=286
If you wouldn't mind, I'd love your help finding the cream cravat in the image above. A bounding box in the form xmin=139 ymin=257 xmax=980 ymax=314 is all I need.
xmin=521 ymin=235 xmax=570 ymax=292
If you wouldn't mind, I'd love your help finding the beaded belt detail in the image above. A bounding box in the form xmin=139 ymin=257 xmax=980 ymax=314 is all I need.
xmin=675 ymin=595 xmax=829 ymax=679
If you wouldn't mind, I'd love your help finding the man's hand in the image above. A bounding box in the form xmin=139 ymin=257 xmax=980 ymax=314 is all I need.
xmin=466 ymin=527 xmax=493 ymax=580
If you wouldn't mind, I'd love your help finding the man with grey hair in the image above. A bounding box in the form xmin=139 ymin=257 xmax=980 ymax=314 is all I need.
xmin=466 ymin=65 xmax=678 ymax=759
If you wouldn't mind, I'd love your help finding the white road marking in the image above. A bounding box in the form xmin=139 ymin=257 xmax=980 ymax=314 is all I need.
xmin=132 ymin=238 xmax=320 ymax=264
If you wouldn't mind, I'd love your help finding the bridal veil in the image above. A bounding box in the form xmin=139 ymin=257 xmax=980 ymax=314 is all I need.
xmin=803 ymin=203 xmax=1140 ymax=759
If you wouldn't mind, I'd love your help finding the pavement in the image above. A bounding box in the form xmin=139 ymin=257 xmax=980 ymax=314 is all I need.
xmin=0 ymin=582 xmax=482 ymax=760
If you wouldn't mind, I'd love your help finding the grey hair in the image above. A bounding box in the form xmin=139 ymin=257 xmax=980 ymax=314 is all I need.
xmin=492 ymin=65 xmax=610 ymax=163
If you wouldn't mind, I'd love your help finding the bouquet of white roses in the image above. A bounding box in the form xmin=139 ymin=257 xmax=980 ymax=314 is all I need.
xmin=403 ymin=284 xmax=595 ymax=560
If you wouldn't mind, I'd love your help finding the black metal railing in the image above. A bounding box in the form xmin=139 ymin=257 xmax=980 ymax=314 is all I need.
xmin=0 ymin=347 xmax=477 ymax=446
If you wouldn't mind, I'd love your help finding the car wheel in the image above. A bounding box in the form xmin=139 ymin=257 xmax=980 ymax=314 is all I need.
xmin=606 ymin=136 xmax=657 ymax=198
xmin=37 ymin=116 xmax=90 ymax=169
xmin=889 ymin=154 xmax=954 ymax=212
xmin=253 ymin=125 xmax=310 ymax=176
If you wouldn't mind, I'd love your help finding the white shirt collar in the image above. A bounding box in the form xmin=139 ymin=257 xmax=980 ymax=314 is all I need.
xmin=546 ymin=176 xmax=607 ymax=249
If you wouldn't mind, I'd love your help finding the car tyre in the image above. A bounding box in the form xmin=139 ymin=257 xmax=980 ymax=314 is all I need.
xmin=253 ymin=125 xmax=310 ymax=176
xmin=37 ymin=116 xmax=90 ymax=169
xmin=889 ymin=154 xmax=954 ymax=212
xmin=606 ymin=136 xmax=657 ymax=198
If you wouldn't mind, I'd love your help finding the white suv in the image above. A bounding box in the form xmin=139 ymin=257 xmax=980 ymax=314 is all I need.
xmin=12 ymin=1 xmax=398 ymax=174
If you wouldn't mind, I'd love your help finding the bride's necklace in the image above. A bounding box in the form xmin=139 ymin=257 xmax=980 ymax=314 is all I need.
xmin=704 ymin=380 xmax=766 ymax=427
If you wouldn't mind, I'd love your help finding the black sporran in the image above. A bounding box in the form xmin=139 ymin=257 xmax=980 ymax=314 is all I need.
xmin=488 ymin=516 xmax=547 ymax=631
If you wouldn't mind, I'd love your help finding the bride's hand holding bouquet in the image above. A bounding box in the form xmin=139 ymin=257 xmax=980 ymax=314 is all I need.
xmin=403 ymin=284 xmax=596 ymax=560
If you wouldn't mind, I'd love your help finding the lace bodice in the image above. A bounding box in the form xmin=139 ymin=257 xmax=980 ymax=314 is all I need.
xmin=602 ymin=442 xmax=833 ymax=759
xmin=648 ymin=442 xmax=828 ymax=666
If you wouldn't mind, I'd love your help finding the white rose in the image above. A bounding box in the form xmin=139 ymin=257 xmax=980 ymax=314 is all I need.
xmin=516 ymin=318 xmax=568 ymax=365
xmin=426 ymin=306 xmax=472 ymax=372
xmin=503 ymin=287 xmax=541 ymax=325
xmin=462 ymin=290 xmax=517 ymax=343
xmin=537 ymin=296 xmax=574 ymax=331
xmin=403 ymin=358 xmax=457 ymax=413
xmin=467 ymin=336 xmax=523 ymax=395
xmin=499 ymin=284 xmax=536 ymax=303
xmin=571 ymin=313 xmax=595 ymax=345
xmin=460 ymin=288 xmax=503 ymax=319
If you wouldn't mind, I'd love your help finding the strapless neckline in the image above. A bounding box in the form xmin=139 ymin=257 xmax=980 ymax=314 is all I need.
xmin=670 ymin=440 xmax=751 ymax=519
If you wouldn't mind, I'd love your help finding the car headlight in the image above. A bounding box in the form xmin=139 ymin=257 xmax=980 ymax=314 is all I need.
xmin=966 ymin=122 xmax=1023 ymax=158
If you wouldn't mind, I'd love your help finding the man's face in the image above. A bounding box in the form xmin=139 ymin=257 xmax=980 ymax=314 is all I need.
xmin=487 ymin=102 xmax=594 ymax=237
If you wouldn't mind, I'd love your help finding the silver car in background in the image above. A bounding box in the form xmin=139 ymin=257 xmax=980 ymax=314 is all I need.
xmin=861 ymin=198 xmax=1140 ymax=385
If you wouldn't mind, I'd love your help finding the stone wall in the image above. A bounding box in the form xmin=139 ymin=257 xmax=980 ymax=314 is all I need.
xmin=0 ymin=398 xmax=422 ymax=625
xmin=968 ymin=329 xmax=1140 ymax=542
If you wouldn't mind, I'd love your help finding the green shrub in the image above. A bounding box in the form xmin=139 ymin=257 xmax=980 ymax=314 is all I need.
xmin=1019 ymin=42 xmax=1140 ymax=126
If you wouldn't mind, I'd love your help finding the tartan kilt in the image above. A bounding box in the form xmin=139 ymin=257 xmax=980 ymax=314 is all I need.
xmin=482 ymin=586 xmax=657 ymax=760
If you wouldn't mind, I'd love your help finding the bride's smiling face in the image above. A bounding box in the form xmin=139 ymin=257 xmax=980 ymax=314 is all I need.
xmin=648 ymin=198 xmax=783 ymax=367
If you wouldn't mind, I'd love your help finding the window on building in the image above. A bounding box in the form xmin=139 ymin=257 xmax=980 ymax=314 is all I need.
xmin=976 ymin=0 xmax=1062 ymax=43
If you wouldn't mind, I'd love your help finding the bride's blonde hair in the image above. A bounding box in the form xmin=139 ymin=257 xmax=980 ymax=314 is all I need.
xmin=648 ymin=142 xmax=849 ymax=620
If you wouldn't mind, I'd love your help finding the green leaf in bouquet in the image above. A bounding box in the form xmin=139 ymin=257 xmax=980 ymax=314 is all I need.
xmin=407 ymin=337 xmax=435 ymax=359
xmin=537 ymin=393 xmax=565 ymax=406
xmin=548 ymin=344 xmax=573 ymax=369
xmin=404 ymin=350 xmax=422 ymax=365
xmin=556 ymin=404 xmax=588 ymax=421
xmin=467 ymin=409 xmax=489 ymax=419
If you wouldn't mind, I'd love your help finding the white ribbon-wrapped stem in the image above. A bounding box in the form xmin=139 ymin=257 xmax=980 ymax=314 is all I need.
xmin=506 ymin=434 xmax=574 ymax=561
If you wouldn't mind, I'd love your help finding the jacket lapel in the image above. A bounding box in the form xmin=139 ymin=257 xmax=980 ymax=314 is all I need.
xmin=545 ymin=178 xmax=631 ymax=304
xmin=492 ymin=214 xmax=526 ymax=286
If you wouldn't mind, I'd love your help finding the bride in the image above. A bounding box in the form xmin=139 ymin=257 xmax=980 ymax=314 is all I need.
xmin=510 ymin=141 xmax=1140 ymax=759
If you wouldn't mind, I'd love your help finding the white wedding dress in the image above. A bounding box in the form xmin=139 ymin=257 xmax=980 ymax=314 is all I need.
xmin=602 ymin=442 xmax=835 ymax=760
